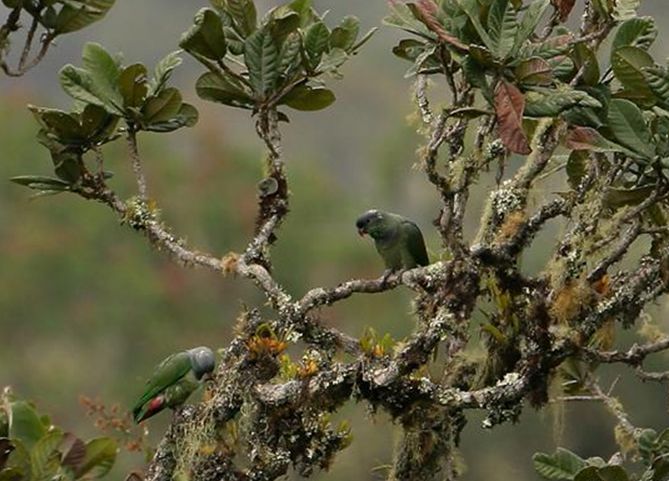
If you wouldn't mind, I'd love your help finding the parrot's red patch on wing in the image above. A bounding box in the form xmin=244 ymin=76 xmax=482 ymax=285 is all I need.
xmin=137 ymin=396 xmax=165 ymax=423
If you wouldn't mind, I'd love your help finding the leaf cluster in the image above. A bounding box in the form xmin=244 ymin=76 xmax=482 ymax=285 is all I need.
xmin=0 ymin=390 xmax=117 ymax=481
xmin=11 ymin=44 xmax=198 ymax=197
xmin=181 ymin=0 xmax=375 ymax=114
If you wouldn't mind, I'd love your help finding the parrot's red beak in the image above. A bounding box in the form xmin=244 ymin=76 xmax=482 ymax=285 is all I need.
xmin=358 ymin=228 xmax=366 ymax=237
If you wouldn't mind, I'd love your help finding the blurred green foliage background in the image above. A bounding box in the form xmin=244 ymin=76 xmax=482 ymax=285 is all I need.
xmin=3 ymin=1 xmax=669 ymax=480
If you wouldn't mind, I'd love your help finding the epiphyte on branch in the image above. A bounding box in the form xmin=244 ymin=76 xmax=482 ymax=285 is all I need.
xmin=131 ymin=346 xmax=215 ymax=423
xmin=356 ymin=209 xmax=429 ymax=272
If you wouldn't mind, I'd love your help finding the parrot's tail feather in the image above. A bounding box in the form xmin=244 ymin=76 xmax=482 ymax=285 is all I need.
xmin=134 ymin=396 xmax=165 ymax=423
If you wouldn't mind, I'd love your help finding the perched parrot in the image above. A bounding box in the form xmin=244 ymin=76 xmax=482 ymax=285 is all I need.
xmin=132 ymin=346 xmax=216 ymax=423
xmin=355 ymin=209 xmax=429 ymax=273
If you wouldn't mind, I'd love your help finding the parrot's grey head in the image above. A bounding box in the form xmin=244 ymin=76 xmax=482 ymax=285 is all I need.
xmin=188 ymin=347 xmax=216 ymax=380
xmin=356 ymin=210 xmax=392 ymax=239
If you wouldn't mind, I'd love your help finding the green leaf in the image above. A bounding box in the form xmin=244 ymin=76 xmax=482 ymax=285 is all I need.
xmin=303 ymin=21 xmax=330 ymax=70
xmin=81 ymin=43 xmax=122 ymax=108
xmin=515 ymin=57 xmax=553 ymax=85
xmin=59 ymin=43 xmax=124 ymax=115
xmin=611 ymin=46 xmax=654 ymax=103
xmin=10 ymin=176 xmax=71 ymax=190
xmin=142 ymin=88 xmax=182 ymax=125
xmin=244 ymin=28 xmax=279 ymax=98
xmin=74 ymin=438 xmax=117 ymax=479
xmin=330 ymin=16 xmax=360 ymax=52
xmin=180 ymin=8 xmax=227 ymax=61
xmin=288 ymin=0 xmax=313 ymax=26
xmin=7 ymin=402 xmax=46 ymax=451
xmin=392 ymin=39 xmax=426 ymax=62
xmin=195 ymin=72 xmax=254 ymax=109
xmin=571 ymin=43 xmax=600 ymax=86
xmin=612 ymin=17 xmax=657 ymax=51
xmin=30 ymin=429 xmax=63 ymax=479
xmin=644 ymin=67 xmax=669 ymax=106
xmin=145 ymin=103 xmax=199 ymax=133
xmin=52 ymin=150 xmax=83 ymax=184
xmin=279 ymin=32 xmax=302 ymax=76
xmin=149 ymin=51 xmax=182 ymax=96
xmin=524 ymin=86 xmax=601 ymax=117
xmin=487 ymin=0 xmax=517 ymax=59
xmin=533 ymin=448 xmax=586 ymax=481
xmin=318 ymin=48 xmax=348 ymax=73
xmin=512 ymin=0 xmax=550 ymax=55
xmin=456 ymin=0 xmax=494 ymax=49
xmin=118 ymin=63 xmax=148 ymax=110
xmin=268 ymin=8 xmax=300 ymax=44
xmin=280 ymin=85 xmax=335 ymax=111
xmin=226 ymin=0 xmax=257 ymax=37
xmin=54 ymin=0 xmax=114 ymax=35
xmin=606 ymin=98 xmax=654 ymax=159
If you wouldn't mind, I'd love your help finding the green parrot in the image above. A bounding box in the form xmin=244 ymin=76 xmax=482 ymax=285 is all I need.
xmin=356 ymin=209 xmax=429 ymax=273
xmin=132 ymin=346 xmax=216 ymax=423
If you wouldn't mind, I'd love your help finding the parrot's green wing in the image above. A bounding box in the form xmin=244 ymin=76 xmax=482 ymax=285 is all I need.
xmin=401 ymin=220 xmax=429 ymax=267
xmin=132 ymin=351 xmax=191 ymax=416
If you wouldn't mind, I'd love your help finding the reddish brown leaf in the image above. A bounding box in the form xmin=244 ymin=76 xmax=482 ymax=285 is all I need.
xmin=494 ymin=80 xmax=531 ymax=155
xmin=61 ymin=433 xmax=86 ymax=469
xmin=565 ymin=126 xmax=610 ymax=151
xmin=407 ymin=2 xmax=469 ymax=51
xmin=551 ymin=0 xmax=576 ymax=22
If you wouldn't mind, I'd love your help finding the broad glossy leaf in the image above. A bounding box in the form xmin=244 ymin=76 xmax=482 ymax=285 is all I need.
xmin=60 ymin=66 xmax=108 ymax=110
xmin=244 ymin=28 xmax=279 ymax=98
xmin=29 ymin=106 xmax=82 ymax=144
xmin=74 ymin=438 xmax=117 ymax=479
xmin=81 ymin=43 xmax=123 ymax=110
xmin=195 ymin=72 xmax=254 ymax=109
xmin=533 ymin=448 xmax=586 ymax=480
xmin=268 ymin=8 xmax=300 ymax=44
xmin=145 ymin=103 xmax=198 ymax=133
xmin=392 ymin=39 xmax=426 ymax=61
xmin=487 ymin=0 xmax=517 ymax=59
xmin=148 ymin=51 xmax=182 ymax=96
xmin=494 ymin=79 xmax=530 ymax=154
xmin=456 ymin=0 xmax=494 ymax=49
xmin=606 ymin=98 xmax=654 ymax=160
xmin=407 ymin=1 xmax=468 ymax=50
xmin=54 ymin=0 xmax=114 ymax=35
xmin=612 ymin=17 xmax=657 ymax=51
xmin=52 ymin=150 xmax=83 ymax=184
xmin=644 ymin=67 xmax=669 ymax=106
xmin=7 ymin=402 xmax=46 ymax=451
xmin=279 ymin=32 xmax=301 ymax=75
xmin=611 ymin=46 xmax=654 ymax=103
xmin=30 ymin=429 xmax=63 ymax=479
xmin=571 ymin=44 xmax=600 ymax=86
xmin=180 ymin=8 xmax=226 ymax=61
xmin=513 ymin=0 xmax=550 ymax=55
xmin=524 ymin=86 xmax=601 ymax=117
xmin=303 ymin=21 xmax=330 ymax=69
xmin=330 ymin=16 xmax=359 ymax=52
xmin=118 ymin=64 xmax=148 ymax=109
xmin=141 ymin=88 xmax=182 ymax=125
xmin=280 ymin=85 xmax=335 ymax=111
xmin=318 ymin=48 xmax=348 ymax=73
xmin=227 ymin=0 xmax=256 ymax=36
